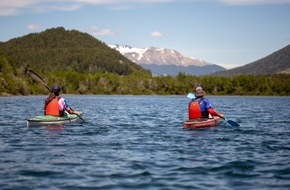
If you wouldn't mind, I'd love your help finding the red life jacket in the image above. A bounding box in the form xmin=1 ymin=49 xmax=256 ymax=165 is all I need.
xmin=45 ymin=97 xmax=60 ymax=116
xmin=188 ymin=100 xmax=202 ymax=119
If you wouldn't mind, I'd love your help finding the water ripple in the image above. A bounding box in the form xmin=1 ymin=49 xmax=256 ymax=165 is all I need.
xmin=0 ymin=96 xmax=290 ymax=189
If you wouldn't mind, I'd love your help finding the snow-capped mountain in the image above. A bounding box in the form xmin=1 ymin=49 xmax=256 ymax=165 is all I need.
xmin=109 ymin=44 xmax=226 ymax=76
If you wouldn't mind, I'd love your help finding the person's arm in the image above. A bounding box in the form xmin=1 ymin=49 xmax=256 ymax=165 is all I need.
xmin=204 ymin=98 xmax=213 ymax=110
xmin=208 ymin=108 xmax=224 ymax=118
xmin=205 ymin=98 xmax=224 ymax=118
xmin=67 ymin=108 xmax=78 ymax=115
xmin=63 ymin=99 xmax=78 ymax=115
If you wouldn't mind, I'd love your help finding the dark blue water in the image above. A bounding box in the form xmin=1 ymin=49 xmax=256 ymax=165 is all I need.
xmin=0 ymin=95 xmax=289 ymax=189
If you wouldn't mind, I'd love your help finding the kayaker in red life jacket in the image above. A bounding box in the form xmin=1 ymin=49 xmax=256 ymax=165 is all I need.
xmin=44 ymin=84 xmax=77 ymax=117
xmin=188 ymin=87 xmax=224 ymax=120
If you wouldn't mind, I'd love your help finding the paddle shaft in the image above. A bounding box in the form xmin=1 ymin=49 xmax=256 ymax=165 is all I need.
xmin=27 ymin=70 xmax=51 ymax=92
xmin=70 ymin=107 xmax=86 ymax=123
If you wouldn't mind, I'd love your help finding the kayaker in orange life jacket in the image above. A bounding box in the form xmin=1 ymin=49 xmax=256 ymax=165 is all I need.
xmin=44 ymin=84 xmax=78 ymax=116
xmin=188 ymin=87 xmax=224 ymax=120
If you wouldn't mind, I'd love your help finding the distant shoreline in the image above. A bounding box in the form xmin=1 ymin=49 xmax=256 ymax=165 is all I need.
xmin=1 ymin=93 xmax=289 ymax=97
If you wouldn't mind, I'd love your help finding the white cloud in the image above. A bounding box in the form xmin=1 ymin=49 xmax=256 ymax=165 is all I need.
xmin=89 ymin=26 xmax=116 ymax=36
xmin=0 ymin=0 xmax=38 ymax=16
xmin=27 ymin=24 xmax=41 ymax=30
xmin=75 ymin=0 xmax=290 ymax=5
xmin=0 ymin=8 xmax=18 ymax=16
xmin=74 ymin=0 xmax=173 ymax=4
xmin=50 ymin=3 xmax=83 ymax=11
xmin=74 ymin=0 xmax=116 ymax=4
xmin=1 ymin=0 xmax=290 ymax=16
xmin=150 ymin=31 xmax=163 ymax=37
xmin=218 ymin=0 xmax=290 ymax=5
xmin=0 ymin=0 xmax=38 ymax=8
xmin=0 ymin=0 xmax=82 ymax=16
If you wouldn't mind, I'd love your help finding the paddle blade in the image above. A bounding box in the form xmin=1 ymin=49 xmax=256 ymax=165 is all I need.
xmin=76 ymin=114 xmax=86 ymax=123
xmin=27 ymin=69 xmax=51 ymax=92
xmin=226 ymin=119 xmax=240 ymax=127
xmin=187 ymin=93 xmax=196 ymax=99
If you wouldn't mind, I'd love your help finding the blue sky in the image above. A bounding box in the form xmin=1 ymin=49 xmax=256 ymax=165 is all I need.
xmin=0 ymin=0 xmax=290 ymax=69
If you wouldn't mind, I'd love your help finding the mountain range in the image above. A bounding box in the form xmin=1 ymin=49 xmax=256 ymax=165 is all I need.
xmin=0 ymin=27 xmax=289 ymax=96
xmin=211 ymin=44 xmax=290 ymax=76
xmin=1 ymin=27 xmax=288 ymax=77
xmin=109 ymin=45 xmax=226 ymax=76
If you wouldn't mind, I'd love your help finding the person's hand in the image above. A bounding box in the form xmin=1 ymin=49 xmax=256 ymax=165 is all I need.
xmin=219 ymin=113 xmax=224 ymax=118
xmin=68 ymin=109 xmax=78 ymax=115
xmin=72 ymin=110 xmax=78 ymax=115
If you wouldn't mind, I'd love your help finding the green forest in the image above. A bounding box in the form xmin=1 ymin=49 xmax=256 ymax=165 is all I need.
xmin=1 ymin=52 xmax=289 ymax=96
xmin=0 ymin=27 xmax=289 ymax=96
xmin=0 ymin=27 xmax=149 ymax=76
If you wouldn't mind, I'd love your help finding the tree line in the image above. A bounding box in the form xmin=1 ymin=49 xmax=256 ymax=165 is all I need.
xmin=1 ymin=53 xmax=289 ymax=96
xmin=1 ymin=27 xmax=289 ymax=96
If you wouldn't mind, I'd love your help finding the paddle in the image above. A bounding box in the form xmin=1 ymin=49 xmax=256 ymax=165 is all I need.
xmin=27 ymin=69 xmax=86 ymax=123
xmin=69 ymin=107 xmax=86 ymax=123
xmin=186 ymin=92 xmax=240 ymax=127
xmin=222 ymin=118 xmax=240 ymax=127
xmin=187 ymin=92 xmax=196 ymax=99
xmin=27 ymin=70 xmax=51 ymax=92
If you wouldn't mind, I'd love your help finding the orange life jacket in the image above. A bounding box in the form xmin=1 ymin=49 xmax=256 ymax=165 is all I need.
xmin=45 ymin=97 xmax=60 ymax=116
xmin=188 ymin=101 xmax=202 ymax=119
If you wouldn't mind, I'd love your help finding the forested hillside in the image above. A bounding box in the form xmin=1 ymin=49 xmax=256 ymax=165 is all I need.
xmin=0 ymin=27 xmax=149 ymax=75
xmin=212 ymin=44 xmax=290 ymax=76
xmin=1 ymin=51 xmax=289 ymax=96
xmin=0 ymin=53 xmax=29 ymax=95
xmin=0 ymin=27 xmax=289 ymax=96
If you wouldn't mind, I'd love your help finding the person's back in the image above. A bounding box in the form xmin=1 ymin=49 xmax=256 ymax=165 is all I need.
xmin=188 ymin=87 xmax=224 ymax=119
xmin=45 ymin=96 xmax=60 ymax=116
xmin=188 ymin=98 xmax=203 ymax=119
xmin=44 ymin=84 xmax=77 ymax=116
xmin=45 ymin=85 xmax=62 ymax=116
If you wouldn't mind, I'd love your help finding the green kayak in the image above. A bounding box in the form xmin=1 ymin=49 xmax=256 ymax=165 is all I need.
xmin=26 ymin=112 xmax=82 ymax=127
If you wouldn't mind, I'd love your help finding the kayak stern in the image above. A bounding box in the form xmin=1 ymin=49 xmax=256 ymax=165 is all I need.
xmin=183 ymin=116 xmax=220 ymax=129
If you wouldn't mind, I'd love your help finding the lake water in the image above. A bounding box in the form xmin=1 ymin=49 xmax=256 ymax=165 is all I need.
xmin=0 ymin=95 xmax=290 ymax=189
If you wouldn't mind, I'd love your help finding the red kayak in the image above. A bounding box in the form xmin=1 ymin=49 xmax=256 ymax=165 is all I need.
xmin=183 ymin=116 xmax=221 ymax=129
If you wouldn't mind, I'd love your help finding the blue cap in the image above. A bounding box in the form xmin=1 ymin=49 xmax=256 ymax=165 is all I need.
xmin=52 ymin=84 xmax=61 ymax=93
